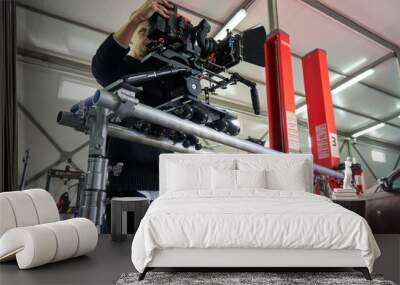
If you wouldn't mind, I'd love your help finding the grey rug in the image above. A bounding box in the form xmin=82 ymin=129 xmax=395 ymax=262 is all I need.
xmin=116 ymin=272 xmax=396 ymax=285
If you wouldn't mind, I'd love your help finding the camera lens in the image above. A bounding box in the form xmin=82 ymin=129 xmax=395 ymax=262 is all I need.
xmin=226 ymin=120 xmax=240 ymax=136
xmin=181 ymin=105 xmax=194 ymax=119
xmin=182 ymin=140 xmax=191 ymax=148
xmin=191 ymin=108 xmax=208 ymax=124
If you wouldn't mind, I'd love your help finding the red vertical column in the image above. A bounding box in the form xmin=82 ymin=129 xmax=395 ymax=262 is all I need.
xmin=264 ymin=30 xmax=300 ymax=153
xmin=302 ymin=49 xmax=340 ymax=169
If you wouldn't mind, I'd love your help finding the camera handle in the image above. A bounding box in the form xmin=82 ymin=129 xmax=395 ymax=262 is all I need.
xmin=210 ymin=72 xmax=261 ymax=115
xmin=250 ymin=86 xmax=261 ymax=115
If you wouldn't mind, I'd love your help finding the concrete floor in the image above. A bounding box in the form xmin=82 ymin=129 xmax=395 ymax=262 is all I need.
xmin=0 ymin=235 xmax=134 ymax=285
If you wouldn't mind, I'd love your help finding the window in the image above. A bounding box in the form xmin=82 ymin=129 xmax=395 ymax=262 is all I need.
xmin=371 ymin=150 xmax=386 ymax=163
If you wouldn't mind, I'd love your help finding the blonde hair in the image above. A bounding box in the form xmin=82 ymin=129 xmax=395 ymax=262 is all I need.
xmin=128 ymin=21 xmax=150 ymax=60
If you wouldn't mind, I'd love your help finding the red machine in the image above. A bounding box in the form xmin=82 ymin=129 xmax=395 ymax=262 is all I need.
xmin=264 ymin=30 xmax=300 ymax=153
xmin=302 ymin=49 xmax=340 ymax=169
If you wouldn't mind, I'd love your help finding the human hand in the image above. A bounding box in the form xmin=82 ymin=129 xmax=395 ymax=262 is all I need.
xmin=132 ymin=0 xmax=173 ymax=22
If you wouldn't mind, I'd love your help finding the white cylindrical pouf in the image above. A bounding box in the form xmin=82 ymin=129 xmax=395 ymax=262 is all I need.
xmin=1 ymin=192 xmax=39 ymax=227
xmin=0 ymin=226 xmax=57 ymax=269
xmin=0 ymin=196 xmax=17 ymax=237
xmin=23 ymin=189 xmax=60 ymax=223
xmin=42 ymin=220 xmax=79 ymax=262
xmin=67 ymin=218 xmax=98 ymax=257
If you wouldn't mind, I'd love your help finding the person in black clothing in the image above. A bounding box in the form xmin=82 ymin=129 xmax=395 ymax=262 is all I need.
xmin=91 ymin=0 xmax=174 ymax=229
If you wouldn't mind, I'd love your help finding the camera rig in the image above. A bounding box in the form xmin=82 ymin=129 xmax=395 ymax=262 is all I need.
xmin=57 ymin=5 xmax=342 ymax=229
xmin=111 ymin=4 xmax=262 ymax=149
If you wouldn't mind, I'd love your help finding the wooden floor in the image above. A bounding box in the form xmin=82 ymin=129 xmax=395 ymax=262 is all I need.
xmin=0 ymin=235 xmax=134 ymax=285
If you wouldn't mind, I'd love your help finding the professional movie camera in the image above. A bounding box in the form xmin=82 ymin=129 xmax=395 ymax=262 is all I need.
xmin=104 ymin=3 xmax=261 ymax=149
xmin=69 ymin=4 xmax=261 ymax=151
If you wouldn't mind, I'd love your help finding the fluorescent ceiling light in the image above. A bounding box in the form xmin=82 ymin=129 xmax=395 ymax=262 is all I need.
xmin=214 ymin=9 xmax=247 ymax=41
xmin=295 ymin=105 xmax=307 ymax=115
xmin=352 ymin=123 xmax=385 ymax=138
xmin=331 ymin=69 xmax=375 ymax=95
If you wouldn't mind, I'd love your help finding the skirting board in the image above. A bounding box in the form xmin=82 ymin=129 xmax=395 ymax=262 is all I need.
xmin=148 ymin=248 xmax=366 ymax=268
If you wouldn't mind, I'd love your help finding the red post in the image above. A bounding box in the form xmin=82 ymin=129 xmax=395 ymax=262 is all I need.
xmin=264 ymin=30 xmax=300 ymax=153
xmin=302 ymin=49 xmax=340 ymax=169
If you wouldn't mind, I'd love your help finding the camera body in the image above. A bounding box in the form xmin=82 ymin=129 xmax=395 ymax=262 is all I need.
xmin=147 ymin=4 xmax=241 ymax=73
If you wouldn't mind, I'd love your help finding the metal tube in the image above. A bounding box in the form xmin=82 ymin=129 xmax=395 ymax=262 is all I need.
xmin=107 ymin=124 xmax=206 ymax=154
xmin=268 ymin=0 xmax=279 ymax=31
xmin=94 ymin=90 xmax=344 ymax=178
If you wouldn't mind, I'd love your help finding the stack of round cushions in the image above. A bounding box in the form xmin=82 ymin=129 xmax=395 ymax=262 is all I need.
xmin=0 ymin=189 xmax=98 ymax=269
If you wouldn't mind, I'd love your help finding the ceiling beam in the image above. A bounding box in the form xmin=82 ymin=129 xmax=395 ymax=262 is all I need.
xmin=300 ymin=0 xmax=400 ymax=53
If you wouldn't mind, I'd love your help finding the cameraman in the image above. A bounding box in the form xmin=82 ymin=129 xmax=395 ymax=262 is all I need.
xmin=91 ymin=0 xmax=174 ymax=229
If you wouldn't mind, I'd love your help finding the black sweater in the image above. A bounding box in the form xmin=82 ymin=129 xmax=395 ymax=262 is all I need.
xmin=91 ymin=34 xmax=175 ymax=194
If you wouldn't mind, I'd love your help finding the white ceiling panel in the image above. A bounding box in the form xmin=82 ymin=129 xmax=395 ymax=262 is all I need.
xmin=332 ymin=83 xmax=400 ymax=119
xmin=18 ymin=0 xmax=222 ymax=36
xmin=298 ymin=127 xmax=311 ymax=154
xmin=237 ymin=0 xmax=269 ymax=32
xmin=18 ymin=0 xmax=138 ymax=34
xmin=297 ymin=107 xmax=374 ymax=133
xmin=18 ymin=0 xmax=146 ymax=35
xmin=388 ymin=116 xmax=400 ymax=127
xmin=292 ymin=56 xmax=305 ymax=94
xmin=333 ymin=109 xmax=374 ymax=133
xmin=365 ymin=125 xmax=400 ymax=145
xmin=319 ymin=0 xmax=400 ymax=47
xmin=176 ymin=0 xmax=242 ymax=24
xmin=277 ymin=0 xmax=391 ymax=73
xmin=229 ymin=61 xmax=265 ymax=85
xmin=295 ymin=95 xmax=304 ymax=104
xmin=362 ymin=58 xmax=400 ymax=97
xmin=17 ymin=7 xmax=105 ymax=62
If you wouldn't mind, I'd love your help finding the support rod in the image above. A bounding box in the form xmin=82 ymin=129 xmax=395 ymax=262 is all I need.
xmin=267 ymin=0 xmax=279 ymax=31
xmin=93 ymin=90 xmax=344 ymax=179
xmin=107 ymin=125 xmax=205 ymax=154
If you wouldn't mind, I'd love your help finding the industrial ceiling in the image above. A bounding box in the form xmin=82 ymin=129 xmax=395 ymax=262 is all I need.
xmin=16 ymin=0 xmax=400 ymax=147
